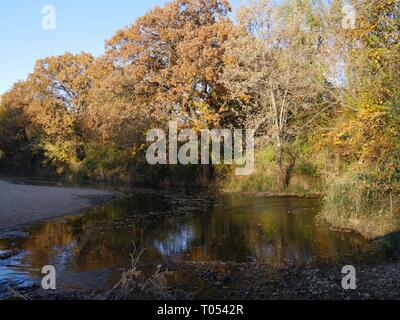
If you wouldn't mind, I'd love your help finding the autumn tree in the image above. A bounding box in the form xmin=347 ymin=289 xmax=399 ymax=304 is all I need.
xmin=26 ymin=52 xmax=94 ymax=173
xmin=326 ymin=0 xmax=400 ymax=190
xmin=84 ymin=0 xmax=244 ymax=183
xmin=101 ymin=0 xmax=241 ymax=131
xmin=0 ymin=81 xmax=40 ymax=173
xmin=221 ymin=0 xmax=335 ymax=189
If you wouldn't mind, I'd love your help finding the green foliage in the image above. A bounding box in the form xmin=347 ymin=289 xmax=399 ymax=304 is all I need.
xmin=221 ymin=144 xmax=323 ymax=193
xmin=82 ymin=144 xmax=131 ymax=182
xmin=257 ymin=145 xmax=276 ymax=163
xmin=296 ymin=161 xmax=320 ymax=179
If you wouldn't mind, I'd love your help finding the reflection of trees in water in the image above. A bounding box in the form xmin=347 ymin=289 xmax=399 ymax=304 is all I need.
xmin=153 ymin=226 xmax=194 ymax=257
xmin=18 ymin=194 xmax=171 ymax=273
xmin=15 ymin=194 xmax=376 ymax=278
xmin=20 ymin=218 xmax=135 ymax=273
xmin=151 ymin=195 xmax=375 ymax=264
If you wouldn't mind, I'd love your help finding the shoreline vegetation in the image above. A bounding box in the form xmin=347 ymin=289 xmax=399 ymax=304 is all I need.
xmin=1 ymin=0 xmax=399 ymax=248
xmin=322 ymin=180 xmax=400 ymax=240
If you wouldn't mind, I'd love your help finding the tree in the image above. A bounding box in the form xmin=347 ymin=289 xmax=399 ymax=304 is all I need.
xmin=221 ymin=0 xmax=334 ymax=189
xmin=26 ymin=52 xmax=94 ymax=173
xmin=103 ymin=0 xmax=241 ymax=131
xmin=0 ymin=81 xmax=40 ymax=173
xmin=325 ymin=0 xmax=400 ymax=191
xmin=83 ymin=0 xmax=245 ymax=183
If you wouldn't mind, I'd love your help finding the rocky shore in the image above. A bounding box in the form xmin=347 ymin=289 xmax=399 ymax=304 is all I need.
xmin=2 ymin=254 xmax=400 ymax=300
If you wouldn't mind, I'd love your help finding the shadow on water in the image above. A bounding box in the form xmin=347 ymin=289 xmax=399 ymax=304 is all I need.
xmin=0 ymin=192 xmax=390 ymax=292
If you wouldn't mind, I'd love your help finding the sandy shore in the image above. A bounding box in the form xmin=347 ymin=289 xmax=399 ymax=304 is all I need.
xmin=0 ymin=179 xmax=113 ymax=231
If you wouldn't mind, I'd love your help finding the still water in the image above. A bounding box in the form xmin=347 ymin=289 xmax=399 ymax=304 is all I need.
xmin=0 ymin=192 xmax=380 ymax=292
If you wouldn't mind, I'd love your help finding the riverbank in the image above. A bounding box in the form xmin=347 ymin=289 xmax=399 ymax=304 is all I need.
xmin=237 ymin=191 xmax=324 ymax=198
xmin=0 ymin=179 xmax=115 ymax=232
xmin=175 ymin=257 xmax=400 ymax=300
xmin=3 ymin=255 xmax=400 ymax=300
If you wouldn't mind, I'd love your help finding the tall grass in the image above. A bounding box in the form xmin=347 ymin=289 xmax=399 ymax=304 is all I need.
xmin=322 ymin=174 xmax=400 ymax=239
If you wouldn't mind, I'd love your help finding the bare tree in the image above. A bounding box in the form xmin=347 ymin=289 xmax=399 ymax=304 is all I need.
xmin=221 ymin=0 xmax=335 ymax=189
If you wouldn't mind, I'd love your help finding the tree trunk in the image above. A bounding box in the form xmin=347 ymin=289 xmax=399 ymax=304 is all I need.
xmin=283 ymin=161 xmax=295 ymax=189
xmin=275 ymin=145 xmax=285 ymax=191
xmin=275 ymin=143 xmax=295 ymax=191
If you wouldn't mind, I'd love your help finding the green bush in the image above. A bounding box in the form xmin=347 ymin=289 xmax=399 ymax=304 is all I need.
xmin=296 ymin=161 xmax=320 ymax=178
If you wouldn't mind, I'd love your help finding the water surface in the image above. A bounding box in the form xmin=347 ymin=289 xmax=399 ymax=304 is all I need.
xmin=0 ymin=192 xmax=381 ymax=292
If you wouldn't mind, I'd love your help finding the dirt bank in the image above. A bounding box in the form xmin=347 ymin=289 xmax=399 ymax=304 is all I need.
xmin=0 ymin=179 xmax=113 ymax=231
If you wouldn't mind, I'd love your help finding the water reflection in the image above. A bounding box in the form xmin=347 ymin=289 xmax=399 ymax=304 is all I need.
xmin=0 ymin=192 xmax=379 ymax=291
xmin=154 ymin=226 xmax=195 ymax=257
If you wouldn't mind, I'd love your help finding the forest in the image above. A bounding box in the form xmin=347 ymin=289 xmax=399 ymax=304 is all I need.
xmin=0 ymin=0 xmax=399 ymax=239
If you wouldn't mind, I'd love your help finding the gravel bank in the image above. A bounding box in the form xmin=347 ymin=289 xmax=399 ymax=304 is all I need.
xmin=0 ymin=179 xmax=113 ymax=231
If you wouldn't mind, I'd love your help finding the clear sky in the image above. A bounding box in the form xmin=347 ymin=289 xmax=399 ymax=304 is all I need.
xmin=0 ymin=0 xmax=239 ymax=95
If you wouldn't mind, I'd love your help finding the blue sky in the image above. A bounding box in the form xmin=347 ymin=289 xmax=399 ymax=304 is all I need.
xmin=0 ymin=0 xmax=239 ymax=95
